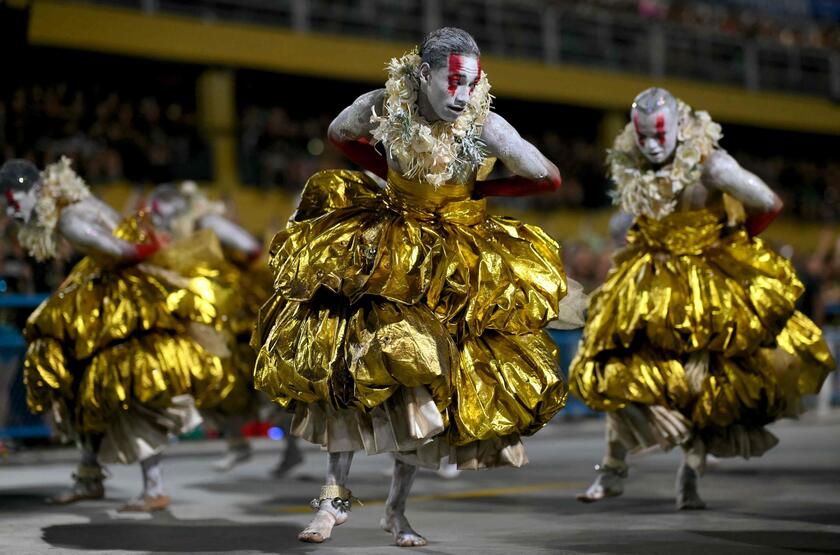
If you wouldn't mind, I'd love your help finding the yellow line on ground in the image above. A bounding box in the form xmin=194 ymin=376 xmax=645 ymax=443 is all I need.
xmin=274 ymin=481 xmax=586 ymax=513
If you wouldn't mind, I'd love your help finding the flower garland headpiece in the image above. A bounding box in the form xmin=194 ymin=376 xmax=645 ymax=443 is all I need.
xmin=18 ymin=156 xmax=91 ymax=261
xmin=370 ymin=48 xmax=492 ymax=188
xmin=608 ymin=100 xmax=722 ymax=219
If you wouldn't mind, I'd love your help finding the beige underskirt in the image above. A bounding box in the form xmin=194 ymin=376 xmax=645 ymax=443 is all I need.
xmin=608 ymin=403 xmax=779 ymax=459
xmin=289 ymin=386 xmax=528 ymax=470
xmin=546 ymin=278 xmax=588 ymax=331
xmin=99 ymin=394 xmax=201 ymax=464
xmin=51 ymin=394 xmax=201 ymax=465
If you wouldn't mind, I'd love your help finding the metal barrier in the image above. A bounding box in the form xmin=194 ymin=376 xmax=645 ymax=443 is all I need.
xmin=0 ymin=294 xmax=50 ymax=440
xmin=97 ymin=0 xmax=840 ymax=99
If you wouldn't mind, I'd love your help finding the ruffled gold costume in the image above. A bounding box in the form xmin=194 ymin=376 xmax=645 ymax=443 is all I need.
xmin=24 ymin=216 xmax=238 ymax=463
xmin=570 ymin=207 xmax=835 ymax=457
xmin=253 ymin=169 xmax=569 ymax=468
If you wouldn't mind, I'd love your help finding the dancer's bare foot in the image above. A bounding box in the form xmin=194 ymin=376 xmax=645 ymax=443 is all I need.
xmin=118 ymin=494 xmax=171 ymax=512
xmin=270 ymin=444 xmax=304 ymax=478
xmin=381 ymin=513 xmax=427 ymax=547
xmin=576 ymin=463 xmax=626 ymax=503
xmin=676 ymin=464 xmax=706 ymax=510
xmin=298 ymin=500 xmax=348 ymax=543
xmin=47 ymin=466 xmax=105 ymax=505
xmin=435 ymin=461 xmax=461 ymax=480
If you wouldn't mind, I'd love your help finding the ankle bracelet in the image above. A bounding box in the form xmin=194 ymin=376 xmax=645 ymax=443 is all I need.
xmin=74 ymin=464 xmax=108 ymax=482
xmin=594 ymin=462 xmax=628 ymax=478
xmin=310 ymin=485 xmax=360 ymax=512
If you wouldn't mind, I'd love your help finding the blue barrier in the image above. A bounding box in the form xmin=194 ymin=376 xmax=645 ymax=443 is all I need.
xmin=0 ymin=293 xmax=48 ymax=309
xmin=0 ymin=293 xmax=50 ymax=439
xmin=547 ymin=328 xmax=599 ymax=418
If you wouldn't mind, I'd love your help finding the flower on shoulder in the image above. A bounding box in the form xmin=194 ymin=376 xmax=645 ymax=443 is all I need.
xmin=676 ymin=143 xmax=701 ymax=169
xmin=613 ymin=125 xmax=636 ymax=153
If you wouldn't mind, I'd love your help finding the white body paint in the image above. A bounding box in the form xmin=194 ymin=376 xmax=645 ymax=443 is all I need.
xmin=196 ymin=213 xmax=261 ymax=256
xmin=701 ymin=150 xmax=778 ymax=212
xmin=57 ymin=198 xmax=140 ymax=259
xmin=328 ymin=87 xmax=556 ymax=182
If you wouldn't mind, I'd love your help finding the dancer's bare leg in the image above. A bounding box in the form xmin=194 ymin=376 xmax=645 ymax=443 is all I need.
xmin=298 ymin=452 xmax=353 ymax=543
xmin=676 ymin=437 xmax=706 ymax=510
xmin=381 ymin=458 xmax=426 ymax=547
xmin=212 ymin=415 xmax=253 ymax=472
xmin=271 ymin=433 xmax=304 ymax=477
xmin=48 ymin=433 xmax=106 ymax=504
xmin=118 ymin=453 xmax=171 ymax=512
xmin=577 ymin=411 xmax=629 ymax=503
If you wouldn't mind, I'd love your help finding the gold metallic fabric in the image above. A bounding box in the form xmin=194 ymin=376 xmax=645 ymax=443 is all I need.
xmin=254 ymin=169 xmax=568 ymax=450
xmin=570 ymin=208 xmax=835 ymax=435
xmin=24 ymin=216 xmax=239 ymax=433
xmin=211 ymin=257 xmax=274 ymax=416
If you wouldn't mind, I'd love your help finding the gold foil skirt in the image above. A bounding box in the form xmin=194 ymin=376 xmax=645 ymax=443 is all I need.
xmin=254 ymin=169 xmax=571 ymax=466
xmin=570 ymin=209 xmax=835 ymax=455
xmin=24 ymin=217 xmax=241 ymax=440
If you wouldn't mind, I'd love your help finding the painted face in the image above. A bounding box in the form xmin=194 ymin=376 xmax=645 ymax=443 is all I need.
xmin=5 ymin=188 xmax=38 ymax=223
xmin=148 ymin=194 xmax=187 ymax=231
xmin=632 ymin=106 xmax=678 ymax=165
xmin=422 ymin=54 xmax=480 ymax=122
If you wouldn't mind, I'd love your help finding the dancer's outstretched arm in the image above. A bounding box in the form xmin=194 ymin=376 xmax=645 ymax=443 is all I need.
xmin=474 ymin=112 xmax=561 ymax=197
xmin=328 ymin=90 xmax=388 ymax=179
xmin=198 ymin=214 xmax=262 ymax=259
xmin=58 ymin=203 xmax=163 ymax=262
xmin=702 ymin=150 xmax=783 ymax=236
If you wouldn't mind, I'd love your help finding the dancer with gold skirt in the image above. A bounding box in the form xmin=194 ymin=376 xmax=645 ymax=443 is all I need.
xmin=1 ymin=157 xmax=237 ymax=512
xmin=253 ymin=27 xmax=583 ymax=546
xmin=146 ymin=182 xmax=303 ymax=475
xmin=571 ymin=88 xmax=835 ymax=510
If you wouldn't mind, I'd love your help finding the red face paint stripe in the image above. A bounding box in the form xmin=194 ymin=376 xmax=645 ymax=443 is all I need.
xmin=448 ymin=53 xmax=464 ymax=97
xmin=656 ymin=113 xmax=666 ymax=145
xmin=5 ymin=189 xmax=20 ymax=211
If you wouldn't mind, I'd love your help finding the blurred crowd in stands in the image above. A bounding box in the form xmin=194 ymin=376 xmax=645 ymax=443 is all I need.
xmin=578 ymin=0 xmax=840 ymax=49
xmin=1 ymin=83 xmax=210 ymax=185
xmin=2 ymin=61 xmax=840 ymax=323
xmin=6 ymin=79 xmax=837 ymax=218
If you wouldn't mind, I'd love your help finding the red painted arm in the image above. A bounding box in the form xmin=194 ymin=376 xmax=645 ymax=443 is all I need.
xmin=329 ymin=136 xmax=388 ymax=180
xmin=131 ymin=241 xmax=161 ymax=262
xmin=473 ymin=173 xmax=562 ymax=198
xmin=746 ymin=194 xmax=783 ymax=237
xmin=129 ymin=229 xmax=168 ymax=262
xmin=247 ymin=246 xmax=263 ymax=262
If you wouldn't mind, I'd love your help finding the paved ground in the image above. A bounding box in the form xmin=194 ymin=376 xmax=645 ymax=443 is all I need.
xmin=1 ymin=413 xmax=838 ymax=555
